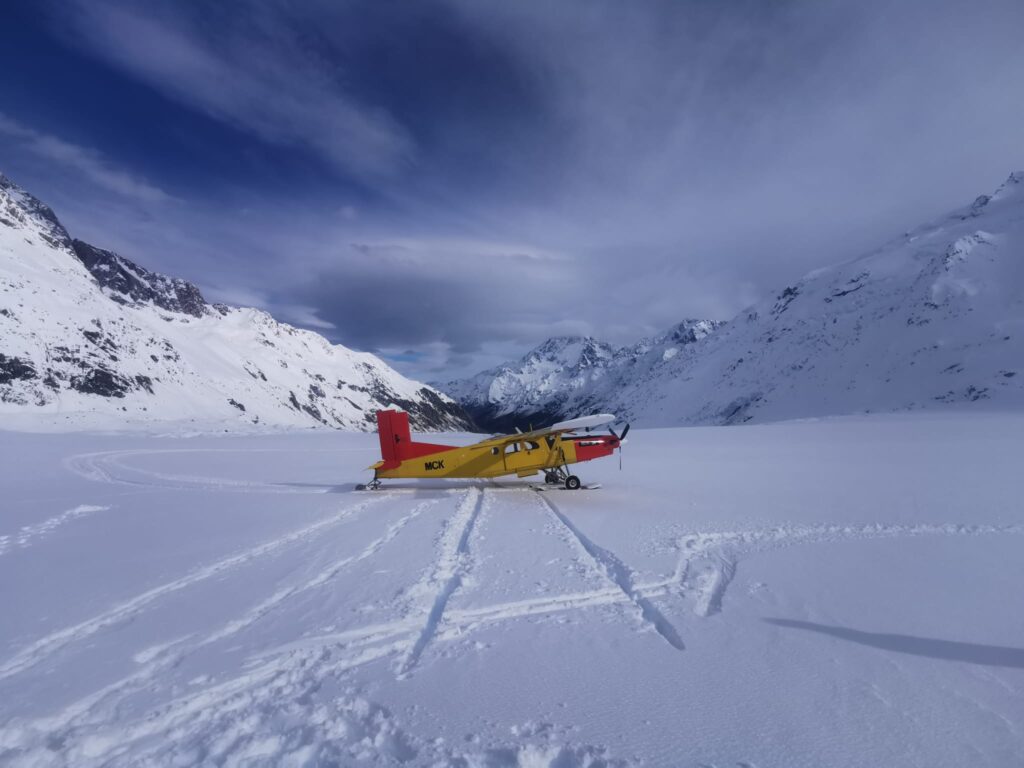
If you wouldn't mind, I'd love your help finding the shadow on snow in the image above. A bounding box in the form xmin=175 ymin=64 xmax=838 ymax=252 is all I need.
xmin=764 ymin=618 xmax=1024 ymax=669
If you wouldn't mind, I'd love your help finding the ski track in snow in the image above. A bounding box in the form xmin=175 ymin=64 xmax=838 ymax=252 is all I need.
xmin=64 ymin=447 xmax=356 ymax=494
xmin=534 ymin=491 xmax=686 ymax=651
xmin=0 ymin=505 xmax=108 ymax=557
xmin=675 ymin=521 xmax=1024 ymax=618
xmin=151 ymin=510 xmax=1024 ymax=676
xmin=398 ymin=487 xmax=487 ymax=677
xmin=206 ymin=495 xmax=442 ymax=645
xmin=0 ymin=489 xmax=506 ymax=768
xmin=4 ymin=465 xmax=1023 ymax=766
xmin=0 ymin=493 xmax=393 ymax=682
xmin=0 ymin=492 xmax=450 ymax=760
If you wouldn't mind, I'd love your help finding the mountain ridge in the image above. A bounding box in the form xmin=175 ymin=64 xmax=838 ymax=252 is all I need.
xmin=440 ymin=173 xmax=1024 ymax=429
xmin=0 ymin=173 xmax=471 ymax=432
xmin=437 ymin=319 xmax=724 ymax=431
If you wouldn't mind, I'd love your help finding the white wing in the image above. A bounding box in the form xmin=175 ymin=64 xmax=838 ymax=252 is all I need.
xmin=549 ymin=414 xmax=616 ymax=432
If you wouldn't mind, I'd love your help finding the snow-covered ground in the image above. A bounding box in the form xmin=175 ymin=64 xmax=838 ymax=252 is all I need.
xmin=1 ymin=413 xmax=1023 ymax=767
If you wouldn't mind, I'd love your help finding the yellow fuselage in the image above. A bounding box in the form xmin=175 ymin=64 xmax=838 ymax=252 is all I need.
xmin=367 ymin=409 xmax=620 ymax=484
xmin=374 ymin=435 xmax=584 ymax=479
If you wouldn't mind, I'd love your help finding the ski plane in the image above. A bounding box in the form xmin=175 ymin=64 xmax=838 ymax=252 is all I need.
xmin=357 ymin=409 xmax=629 ymax=490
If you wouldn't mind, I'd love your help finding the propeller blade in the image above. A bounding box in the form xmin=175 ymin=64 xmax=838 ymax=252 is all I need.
xmin=608 ymin=427 xmax=619 ymax=440
xmin=616 ymin=423 xmax=629 ymax=470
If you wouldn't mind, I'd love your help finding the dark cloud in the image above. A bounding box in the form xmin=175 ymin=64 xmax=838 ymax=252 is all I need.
xmin=287 ymin=239 xmax=584 ymax=356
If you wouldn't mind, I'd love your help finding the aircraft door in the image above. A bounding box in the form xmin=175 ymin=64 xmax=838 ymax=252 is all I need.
xmin=503 ymin=440 xmax=541 ymax=473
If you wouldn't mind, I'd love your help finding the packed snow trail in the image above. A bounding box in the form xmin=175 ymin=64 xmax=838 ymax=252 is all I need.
xmin=205 ymin=495 xmax=442 ymax=644
xmin=674 ymin=521 xmax=1024 ymax=618
xmin=0 ymin=493 xmax=392 ymax=681
xmin=0 ymin=505 xmax=107 ymax=556
xmin=398 ymin=487 xmax=486 ymax=676
xmin=65 ymin=447 xmax=361 ymax=493
xmin=535 ymin=491 xmax=686 ymax=650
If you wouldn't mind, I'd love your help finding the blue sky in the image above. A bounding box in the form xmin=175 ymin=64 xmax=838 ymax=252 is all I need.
xmin=2 ymin=0 xmax=1023 ymax=380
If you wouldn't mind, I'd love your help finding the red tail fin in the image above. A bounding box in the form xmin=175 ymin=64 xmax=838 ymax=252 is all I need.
xmin=375 ymin=409 xmax=455 ymax=470
xmin=377 ymin=409 xmax=411 ymax=469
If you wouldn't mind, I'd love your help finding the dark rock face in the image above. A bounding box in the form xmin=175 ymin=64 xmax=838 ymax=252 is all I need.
xmin=355 ymin=364 xmax=473 ymax=431
xmin=72 ymin=239 xmax=209 ymax=317
xmin=460 ymin=403 xmax=561 ymax=434
xmin=406 ymin=387 xmax=476 ymax=431
xmin=0 ymin=354 xmax=36 ymax=384
xmin=0 ymin=174 xmax=74 ymax=252
xmin=69 ymin=368 xmax=134 ymax=398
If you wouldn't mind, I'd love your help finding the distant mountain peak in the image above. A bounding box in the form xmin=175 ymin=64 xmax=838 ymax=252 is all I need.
xmin=437 ymin=318 xmax=724 ymax=431
xmin=527 ymin=336 xmax=615 ymax=366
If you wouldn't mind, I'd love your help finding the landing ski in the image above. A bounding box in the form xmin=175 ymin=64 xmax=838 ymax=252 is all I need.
xmin=534 ymin=483 xmax=602 ymax=492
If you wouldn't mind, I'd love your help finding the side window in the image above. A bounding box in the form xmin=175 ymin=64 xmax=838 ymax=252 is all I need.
xmin=545 ymin=436 xmax=556 ymax=449
xmin=491 ymin=447 xmax=499 ymax=455
xmin=504 ymin=442 xmax=520 ymax=454
xmin=524 ymin=441 xmax=540 ymax=452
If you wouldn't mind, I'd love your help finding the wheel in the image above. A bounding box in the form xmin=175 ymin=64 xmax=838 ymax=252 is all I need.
xmin=544 ymin=473 xmax=558 ymax=485
xmin=565 ymin=475 xmax=581 ymax=490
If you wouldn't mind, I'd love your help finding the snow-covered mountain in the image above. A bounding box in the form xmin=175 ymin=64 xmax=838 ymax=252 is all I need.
xmin=443 ymin=173 xmax=1024 ymax=428
xmin=602 ymin=172 xmax=1024 ymax=426
xmin=0 ymin=173 xmax=470 ymax=431
xmin=438 ymin=319 xmax=723 ymax=431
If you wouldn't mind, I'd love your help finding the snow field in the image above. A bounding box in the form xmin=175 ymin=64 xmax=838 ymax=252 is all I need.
xmin=1 ymin=413 xmax=1023 ymax=766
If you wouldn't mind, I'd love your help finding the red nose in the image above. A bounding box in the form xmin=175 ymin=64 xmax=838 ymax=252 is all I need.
xmin=573 ymin=436 xmax=618 ymax=462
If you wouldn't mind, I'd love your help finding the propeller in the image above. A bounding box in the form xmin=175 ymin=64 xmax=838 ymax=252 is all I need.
xmin=608 ymin=423 xmax=630 ymax=469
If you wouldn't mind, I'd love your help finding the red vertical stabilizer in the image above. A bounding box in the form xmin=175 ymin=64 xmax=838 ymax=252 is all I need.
xmin=375 ymin=409 xmax=455 ymax=470
xmin=377 ymin=409 xmax=410 ymax=469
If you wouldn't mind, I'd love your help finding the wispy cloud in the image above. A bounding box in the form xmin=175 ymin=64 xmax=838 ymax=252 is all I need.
xmin=57 ymin=1 xmax=414 ymax=181
xmin=0 ymin=112 xmax=171 ymax=203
